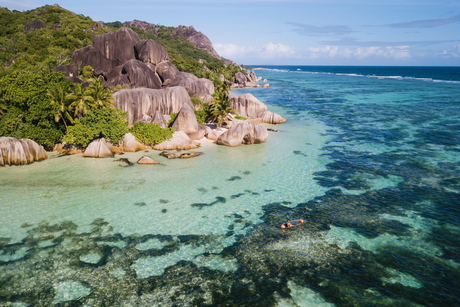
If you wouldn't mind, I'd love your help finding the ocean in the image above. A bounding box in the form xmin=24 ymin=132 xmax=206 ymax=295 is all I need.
xmin=0 ymin=66 xmax=459 ymax=306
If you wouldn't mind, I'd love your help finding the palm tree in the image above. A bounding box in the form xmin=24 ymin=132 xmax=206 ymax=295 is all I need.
xmin=67 ymin=83 xmax=94 ymax=119
xmin=210 ymin=83 xmax=235 ymax=126
xmin=47 ymin=84 xmax=73 ymax=128
xmin=88 ymin=79 xmax=114 ymax=109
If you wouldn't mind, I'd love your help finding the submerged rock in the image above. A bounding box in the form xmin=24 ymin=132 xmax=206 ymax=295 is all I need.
xmin=0 ymin=137 xmax=48 ymax=166
xmin=159 ymin=151 xmax=203 ymax=159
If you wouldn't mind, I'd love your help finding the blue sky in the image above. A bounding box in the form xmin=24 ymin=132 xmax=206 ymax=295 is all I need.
xmin=1 ymin=0 xmax=459 ymax=66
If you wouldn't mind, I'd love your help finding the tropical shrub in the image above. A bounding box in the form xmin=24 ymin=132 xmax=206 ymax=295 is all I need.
xmin=130 ymin=121 xmax=174 ymax=145
xmin=62 ymin=108 xmax=128 ymax=147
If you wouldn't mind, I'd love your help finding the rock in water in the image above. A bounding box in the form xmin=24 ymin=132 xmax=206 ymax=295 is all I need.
xmin=216 ymin=122 xmax=268 ymax=147
xmin=83 ymin=138 xmax=113 ymax=158
xmin=229 ymin=93 xmax=286 ymax=124
xmin=137 ymin=155 xmax=159 ymax=164
xmin=0 ymin=137 xmax=48 ymax=166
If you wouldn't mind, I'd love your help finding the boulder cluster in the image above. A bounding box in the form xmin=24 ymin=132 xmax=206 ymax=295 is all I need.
xmin=55 ymin=27 xmax=214 ymax=100
xmin=2 ymin=26 xmax=287 ymax=165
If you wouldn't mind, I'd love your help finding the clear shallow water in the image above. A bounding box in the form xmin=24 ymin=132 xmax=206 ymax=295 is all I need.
xmin=1 ymin=66 xmax=460 ymax=306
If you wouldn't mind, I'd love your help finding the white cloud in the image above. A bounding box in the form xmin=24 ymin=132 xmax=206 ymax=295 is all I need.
xmin=215 ymin=42 xmax=411 ymax=63
xmin=304 ymin=45 xmax=411 ymax=60
xmin=437 ymin=44 xmax=460 ymax=58
xmin=214 ymin=42 xmax=296 ymax=60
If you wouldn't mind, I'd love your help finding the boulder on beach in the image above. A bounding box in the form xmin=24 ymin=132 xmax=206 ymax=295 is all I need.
xmin=83 ymin=138 xmax=113 ymax=158
xmin=216 ymin=121 xmax=268 ymax=147
xmin=171 ymin=103 xmax=206 ymax=140
xmin=137 ymin=155 xmax=159 ymax=164
xmin=205 ymin=126 xmax=226 ymax=141
xmin=0 ymin=137 xmax=48 ymax=166
xmin=120 ymin=133 xmax=146 ymax=152
xmin=53 ymin=143 xmax=84 ymax=155
xmin=153 ymin=131 xmax=200 ymax=150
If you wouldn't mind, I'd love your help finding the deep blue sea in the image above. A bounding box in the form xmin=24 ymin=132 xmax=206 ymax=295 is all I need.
xmin=0 ymin=66 xmax=459 ymax=306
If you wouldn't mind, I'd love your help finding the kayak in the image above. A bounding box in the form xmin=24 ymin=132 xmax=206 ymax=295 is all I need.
xmin=280 ymin=219 xmax=304 ymax=229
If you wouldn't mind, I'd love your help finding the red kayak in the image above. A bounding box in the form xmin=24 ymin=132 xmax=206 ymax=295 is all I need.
xmin=280 ymin=219 xmax=304 ymax=229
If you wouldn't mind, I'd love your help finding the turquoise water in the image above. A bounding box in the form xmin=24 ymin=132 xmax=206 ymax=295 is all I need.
xmin=1 ymin=66 xmax=459 ymax=306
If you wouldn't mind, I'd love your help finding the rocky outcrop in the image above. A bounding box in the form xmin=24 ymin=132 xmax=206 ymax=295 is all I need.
xmin=156 ymin=61 xmax=180 ymax=86
xmin=113 ymin=87 xmax=194 ymax=126
xmin=92 ymin=27 xmax=140 ymax=65
xmin=205 ymin=126 xmax=226 ymax=141
xmin=174 ymin=25 xmax=221 ymax=59
xmin=230 ymin=93 xmax=268 ymax=119
xmin=124 ymin=20 xmax=158 ymax=34
xmin=24 ymin=20 xmax=47 ymax=31
xmin=171 ymin=72 xmax=214 ymax=98
xmin=229 ymin=93 xmax=287 ymax=124
xmin=216 ymin=122 xmax=268 ymax=147
xmin=72 ymin=45 xmax=118 ymax=76
xmin=171 ymin=103 xmax=206 ymax=140
xmin=120 ymin=133 xmax=146 ymax=152
xmin=105 ymin=59 xmax=162 ymax=89
xmin=83 ymin=138 xmax=113 ymax=158
xmin=232 ymin=70 xmax=263 ymax=88
xmin=150 ymin=112 xmax=169 ymax=128
xmin=153 ymin=131 xmax=200 ymax=150
xmin=134 ymin=39 xmax=169 ymax=65
xmin=0 ymin=137 xmax=48 ymax=166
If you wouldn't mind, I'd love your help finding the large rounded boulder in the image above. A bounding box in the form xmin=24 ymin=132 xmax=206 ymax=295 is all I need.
xmin=230 ymin=93 xmax=287 ymax=124
xmin=153 ymin=130 xmax=200 ymax=150
xmin=83 ymin=138 xmax=113 ymax=158
xmin=114 ymin=87 xmax=194 ymax=126
xmin=216 ymin=121 xmax=268 ymax=147
xmin=171 ymin=103 xmax=206 ymax=140
xmin=0 ymin=137 xmax=48 ymax=166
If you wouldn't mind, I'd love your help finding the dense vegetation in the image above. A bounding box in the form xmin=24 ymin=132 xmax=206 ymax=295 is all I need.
xmin=0 ymin=5 xmax=243 ymax=150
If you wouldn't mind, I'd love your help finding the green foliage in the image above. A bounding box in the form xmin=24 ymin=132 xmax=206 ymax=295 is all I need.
xmin=168 ymin=112 xmax=178 ymax=127
xmin=81 ymin=66 xmax=94 ymax=80
xmin=0 ymin=6 xmax=109 ymax=71
xmin=130 ymin=121 xmax=174 ymax=145
xmin=62 ymin=108 xmax=128 ymax=147
xmin=234 ymin=115 xmax=248 ymax=120
xmin=194 ymin=104 xmax=211 ymax=125
xmin=209 ymin=82 xmax=235 ymax=126
xmin=0 ymin=71 xmax=68 ymax=149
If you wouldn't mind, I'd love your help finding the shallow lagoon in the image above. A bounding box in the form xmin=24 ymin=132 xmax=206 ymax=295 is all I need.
xmin=1 ymin=66 xmax=459 ymax=306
